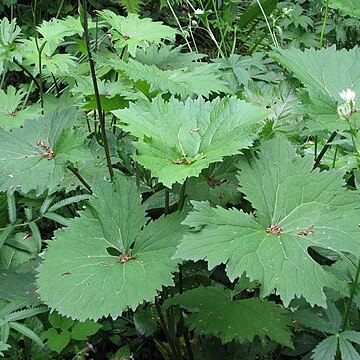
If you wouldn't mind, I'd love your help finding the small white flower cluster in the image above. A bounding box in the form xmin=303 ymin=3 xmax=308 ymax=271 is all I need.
xmin=194 ymin=8 xmax=204 ymax=15
xmin=337 ymin=88 xmax=356 ymax=120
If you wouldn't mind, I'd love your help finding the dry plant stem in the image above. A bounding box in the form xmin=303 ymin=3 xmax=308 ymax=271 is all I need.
xmin=178 ymin=264 xmax=194 ymax=360
xmin=13 ymin=59 xmax=40 ymax=90
xmin=67 ymin=165 xmax=93 ymax=194
xmin=178 ymin=178 xmax=188 ymax=212
xmin=313 ymin=131 xmax=337 ymax=170
xmin=82 ymin=0 xmax=114 ymax=180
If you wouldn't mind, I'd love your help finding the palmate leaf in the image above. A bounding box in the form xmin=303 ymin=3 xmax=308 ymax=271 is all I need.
xmin=113 ymin=96 xmax=268 ymax=188
xmin=273 ymin=47 xmax=360 ymax=132
xmin=134 ymin=44 xmax=205 ymax=70
xmin=171 ymin=155 xmax=242 ymax=207
xmin=116 ymin=59 xmax=230 ymax=98
xmin=175 ymin=137 xmax=360 ymax=307
xmin=0 ymin=106 xmax=90 ymax=195
xmin=37 ymin=176 xmax=187 ymax=321
xmin=164 ymin=287 xmax=292 ymax=346
xmin=98 ymin=10 xmax=179 ymax=57
xmin=0 ymin=86 xmax=40 ymax=129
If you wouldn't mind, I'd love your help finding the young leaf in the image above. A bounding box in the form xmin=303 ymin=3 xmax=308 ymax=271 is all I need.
xmin=175 ymin=137 xmax=360 ymax=307
xmin=164 ymin=287 xmax=292 ymax=346
xmin=113 ymin=96 xmax=268 ymax=188
xmin=37 ymin=176 xmax=187 ymax=321
xmin=0 ymin=106 xmax=90 ymax=195
xmin=0 ymin=18 xmax=22 ymax=76
xmin=98 ymin=10 xmax=179 ymax=57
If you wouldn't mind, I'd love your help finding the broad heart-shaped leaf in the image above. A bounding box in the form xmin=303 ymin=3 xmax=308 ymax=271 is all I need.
xmin=164 ymin=287 xmax=292 ymax=346
xmin=175 ymin=137 xmax=360 ymax=307
xmin=0 ymin=107 xmax=90 ymax=195
xmin=37 ymin=176 xmax=187 ymax=321
xmin=113 ymin=96 xmax=268 ymax=188
xmin=98 ymin=10 xmax=179 ymax=57
xmin=273 ymin=47 xmax=360 ymax=132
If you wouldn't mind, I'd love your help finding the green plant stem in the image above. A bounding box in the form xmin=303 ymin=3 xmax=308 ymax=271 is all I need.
xmin=82 ymin=0 xmax=114 ymax=180
xmin=178 ymin=178 xmax=188 ymax=212
xmin=313 ymin=131 xmax=337 ymax=169
xmin=55 ymin=0 xmax=65 ymax=18
xmin=342 ymin=258 xmax=360 ymax=330
xmin=155 ymin=299 xmax=182 ymax=360
xmin=256 ymin=0 xmax=278 ymax=48
xmin=67 ymin=165 xmax=93 ymax=194
xmin=319 ymin=0 xmax=329 ymax=48
xmin=331 ymin=146 xmax=338 ymax=168
xmin=32 ymin=0 xmax=44 ymax=114
xmin=164 ymin=188 xmax=170 ymax=215
xmin=51 ymin=73 xmax=61 ymax=98
xmin=13 ymin=59 xmax=40 ymax=91
xmin=178 ymin=264 xmax=194 ymax=360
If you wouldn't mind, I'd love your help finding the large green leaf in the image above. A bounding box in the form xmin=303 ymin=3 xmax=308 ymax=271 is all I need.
xmin=175 ymin=137 xmax=360 ymax=307
xmin=117 ymin=59 xmax=230 ymax=98
xmin=171 ymin=155 xmax=242 ymax=207
xmin=273 ymin=47 xmax=360 ymax=131
xmin=0 ymin=107 xmax=90 ymax=195
xmin=113 ymin=96 xmax=268 ymax=187
xmin=164 ymin=287 xmax=292 ymax=346
xmin=37 ymin=176 xmax=187 ymax=321
xmin=98 ymin=10 xmax=179 ymax=57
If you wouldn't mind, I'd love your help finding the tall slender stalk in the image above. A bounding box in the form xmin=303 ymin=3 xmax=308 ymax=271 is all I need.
xmin=178 ymin=178 xmax=188 ymax=212
xmin=82 ymin=0 xmax=114 ymax=180
xmin=312 ymin=131 xmax=337 ymax=170
xmin=32 ymin=0 xmax=44 ymax=114
xmin=319 ymin=0 xmax=329 ymax=48
xmin=342 ymin=258 xmax=360 ymax=330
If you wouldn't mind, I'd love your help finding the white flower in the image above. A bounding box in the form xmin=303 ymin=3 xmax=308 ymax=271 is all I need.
xmin=191 ymin=19 xmax=198 ymax=26
xmin=194 ymin=8 xmax=204 ymax=15
xmin=339 ymin=88 xmax=356 ymax=104
xmin=337 ymin=102 xmax=352 ymax=119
